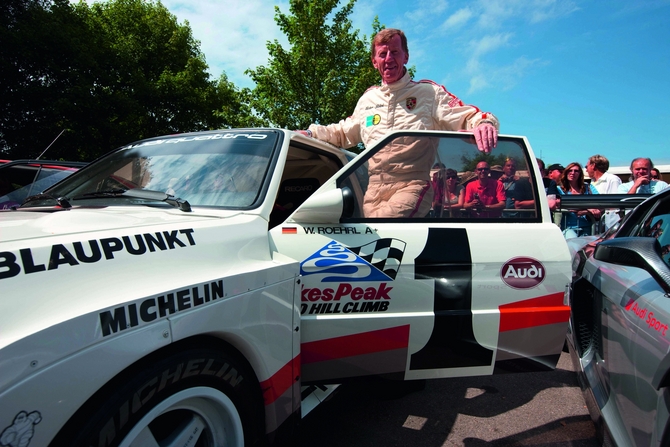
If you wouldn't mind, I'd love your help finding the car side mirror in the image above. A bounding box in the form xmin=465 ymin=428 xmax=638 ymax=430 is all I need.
xmin=290 ymin=187 xmax=352 ymax=223
xmin=594 ymin=237 xmax=670 ymax=293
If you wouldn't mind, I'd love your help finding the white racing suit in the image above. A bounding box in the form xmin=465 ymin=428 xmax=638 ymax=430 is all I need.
xmin=309 ymin=71 xmax=499 ymax=217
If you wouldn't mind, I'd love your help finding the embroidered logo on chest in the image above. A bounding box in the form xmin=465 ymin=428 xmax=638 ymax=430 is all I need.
xmin=406 ymin=97 xmax=417 ymax=111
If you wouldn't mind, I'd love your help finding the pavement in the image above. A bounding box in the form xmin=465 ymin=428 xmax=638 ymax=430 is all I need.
xmin=293 ymin=351 xmax=598 ymax=446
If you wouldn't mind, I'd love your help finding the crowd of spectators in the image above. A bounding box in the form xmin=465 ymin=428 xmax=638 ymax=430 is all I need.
xmin=535 ymin=155 xmax=669 ymax=237
xmin=428 ymin=153 xmax=667 ymax=240
xmin=430 ymin=158 xmax=537 ymax=219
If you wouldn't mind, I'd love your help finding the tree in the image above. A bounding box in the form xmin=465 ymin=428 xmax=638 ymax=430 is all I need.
xmin=213 ymin=76 xmax=268 ymax=129
xmin=0 ymin=0 xmax=258 ymax=161
xmin=246 ymin=0 xmax=382 ymax=130
xmin=68 ymin=0 xmax=225 ymax=159
xmin=0 ymin=0 xmax=99 ymax=160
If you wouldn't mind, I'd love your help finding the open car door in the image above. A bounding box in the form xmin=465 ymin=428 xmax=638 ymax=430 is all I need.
xmin=270 ymin=131 xmax=571 ymax=384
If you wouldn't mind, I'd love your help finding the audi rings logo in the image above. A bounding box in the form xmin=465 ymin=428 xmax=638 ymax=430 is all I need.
xmin=501 ymin=257 xmax=545 ymax=289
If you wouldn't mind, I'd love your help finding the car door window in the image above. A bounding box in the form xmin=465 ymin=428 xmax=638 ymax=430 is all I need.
xmin=339 ymin=133 xmax=541 ymax=222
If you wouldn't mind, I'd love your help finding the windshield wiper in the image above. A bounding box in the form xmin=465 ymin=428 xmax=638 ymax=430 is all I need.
xmin=22 ymin=193 xmax=72 ymax=209
xmin=73 ymin=188 xmax=127 ymax=198
xmin=122 ymin=189 xmax=191 ymax=212
xmin=73 ymin=188 xmax=191 ymax=212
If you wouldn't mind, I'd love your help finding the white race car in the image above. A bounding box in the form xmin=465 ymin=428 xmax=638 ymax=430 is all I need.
xmin=0 ymin=129 xmax=571 ymax=447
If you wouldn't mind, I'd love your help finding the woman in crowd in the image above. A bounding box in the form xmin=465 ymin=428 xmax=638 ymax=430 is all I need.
xmin=431 ymin=167 xmax=464 ymax=217
xmin=556 ymin=162 xmax=601 ymax=238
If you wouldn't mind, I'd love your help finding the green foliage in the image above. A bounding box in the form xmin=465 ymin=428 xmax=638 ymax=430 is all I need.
xmin=245 ymin=0 xmax=381 ymax=130
xmin=213 ymin=79 xmax=268 ymax=129
xmin=0 ymin=0 xmax=413 ymax=161
xmin=0 ymin=0 xmax=256 ymax=161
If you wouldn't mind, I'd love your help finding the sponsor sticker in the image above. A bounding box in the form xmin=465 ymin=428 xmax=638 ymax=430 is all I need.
xmin=625 ymin=300 xmax=668 ymax=336
xmin=365 ymin=114 xmax=381 ymax=127
xmin=1 ymin=411 xmax=41 ymax=447
xmin=0 ymin=228 xmax=196 ymax=281
xmin=501 ymin=257 xmax=545 ymax=289
xmin=99 ymin=279 xmax=225 ymax=337
xmin=301 ymin=239 xmax=405 ymax=282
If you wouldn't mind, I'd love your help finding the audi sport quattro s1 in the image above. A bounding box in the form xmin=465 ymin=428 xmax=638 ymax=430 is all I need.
xmin=0 ymin=128 xmax=571 ymax=447
xmin=567 ymin=188 xmax=670 ymax=447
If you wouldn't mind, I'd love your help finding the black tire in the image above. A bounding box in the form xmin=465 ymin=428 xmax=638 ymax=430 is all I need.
xmin=52 ymin=346 xmax=264 ymax=447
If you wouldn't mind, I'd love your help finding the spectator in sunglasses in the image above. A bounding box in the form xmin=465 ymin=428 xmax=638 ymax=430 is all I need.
xmin=556 ymin=162 xmax=601 ymax=238
xmin=651 ymin=168 xmax=663 ymax=182
xmin=431 ymin=165 xmax=464 ymax=217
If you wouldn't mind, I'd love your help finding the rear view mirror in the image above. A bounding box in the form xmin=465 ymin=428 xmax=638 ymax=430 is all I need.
xmin=290 ymin=187 xmax=353 ymax=223
xmin=594 ymin=237 xmax=670 ymax=293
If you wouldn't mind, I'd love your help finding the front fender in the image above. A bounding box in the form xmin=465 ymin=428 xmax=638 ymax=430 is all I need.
xmin=0 ymin=321 xmax=171 ymax=447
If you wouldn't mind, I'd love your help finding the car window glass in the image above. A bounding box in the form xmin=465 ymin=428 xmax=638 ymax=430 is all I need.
xmin=338 ymin=133 xmax=540 ymax=222
xmin=634 ymin=197 xmax=670 ymax=266
xmin=1 ymin=165 xmax=39 ymax=191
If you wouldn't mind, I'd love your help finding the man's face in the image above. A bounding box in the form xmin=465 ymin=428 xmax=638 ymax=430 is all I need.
xmin=632 ymin=159 xmax=652 ymax=180
xmin=475 ymin=162 xmax=490 ymax=181
xmin=549 ymin=169 xmax=562 ymax=181
xmin=503 ymin=160 xmax=516 ymax=177
xmin=371 ymin=34 xmax=409 ymax=85
xmin=585 ymin=161 xmax=595 ymax=178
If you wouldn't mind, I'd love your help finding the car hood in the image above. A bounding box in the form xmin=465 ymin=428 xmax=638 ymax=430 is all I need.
xmin=0 ymin=206 xmax=241 ymax=242
xmin=0 ymin=205 xmax=298 ymax=395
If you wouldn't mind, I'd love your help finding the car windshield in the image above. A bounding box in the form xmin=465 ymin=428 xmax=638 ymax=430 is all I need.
xmin=25 ymin=131 xmax=280 ymax=209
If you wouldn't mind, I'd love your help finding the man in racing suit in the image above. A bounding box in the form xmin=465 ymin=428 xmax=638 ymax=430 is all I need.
xmin=299 ymin=28 xmax=499 ymax=218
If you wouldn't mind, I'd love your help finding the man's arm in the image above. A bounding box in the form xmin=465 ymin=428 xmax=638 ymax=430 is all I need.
xmin=513 ymin=178 xmax=535 ymax=209
xmin=486 ymin=200 xmax=506 ymax=211
xmin=463 ymin=184 xmax=479 ymax=209
xmin=433 ymin=87 xmax=499 ymax=153
xmin=625 ymin=177 xmax=649 ymax=194
xmin=297 ymin=95 xmax=364 ymax=147
xmin=307 ymin=116 xmax=362 ymax=149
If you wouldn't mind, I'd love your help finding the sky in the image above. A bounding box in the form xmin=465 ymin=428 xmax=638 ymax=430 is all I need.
xmin=81 ymin=0 xmax=670 ymax=168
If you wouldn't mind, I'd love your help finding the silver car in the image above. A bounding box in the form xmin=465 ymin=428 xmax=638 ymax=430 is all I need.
xmin=567 ymin=188 xmax=670 ymax=447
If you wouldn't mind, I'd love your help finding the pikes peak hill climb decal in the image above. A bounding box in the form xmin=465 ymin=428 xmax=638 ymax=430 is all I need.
xmin=300 ymin=239 xmax=406 ymax=283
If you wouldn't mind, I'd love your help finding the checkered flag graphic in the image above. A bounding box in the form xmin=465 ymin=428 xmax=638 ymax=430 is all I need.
xmin=348 ymin=238 xmax=406 ymax=280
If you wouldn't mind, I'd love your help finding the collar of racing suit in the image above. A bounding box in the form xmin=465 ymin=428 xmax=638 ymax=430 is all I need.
xmin=379 ymin=68 xmax=411 ymax=93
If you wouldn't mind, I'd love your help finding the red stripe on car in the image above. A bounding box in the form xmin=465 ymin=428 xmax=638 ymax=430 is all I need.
xmin=260 ymin=354 xmax=301 ymax=405
xmin=302 ymin=325 xmax=410 ymax=364
xmin=498 ymin=293 xmax=569 ymax=332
